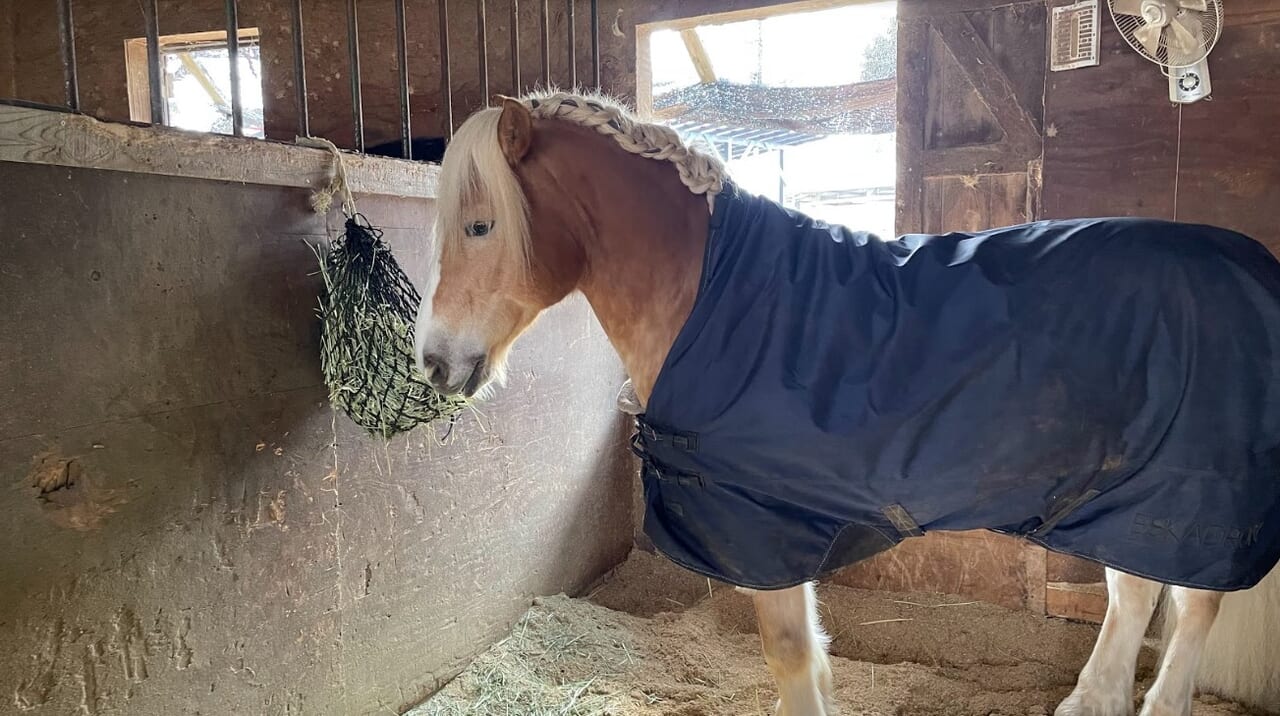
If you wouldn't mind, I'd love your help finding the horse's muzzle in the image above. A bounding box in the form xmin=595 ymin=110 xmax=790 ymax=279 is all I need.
xmin=420 ymin=352 xmax=487 ymax=397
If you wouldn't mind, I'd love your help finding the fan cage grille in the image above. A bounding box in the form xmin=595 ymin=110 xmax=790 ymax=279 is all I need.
xmin=1108 ymin=0 xmax=1223 ymax=68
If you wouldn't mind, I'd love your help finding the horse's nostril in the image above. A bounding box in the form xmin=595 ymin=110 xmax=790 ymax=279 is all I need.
xmin=420 ymin=353 xmax=446 ymax=379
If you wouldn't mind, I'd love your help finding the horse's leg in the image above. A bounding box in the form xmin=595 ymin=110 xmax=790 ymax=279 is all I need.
xmin=1138 ymin=586 xmax=1223 ymax=716
xmin=751 ymin=582 xmax=835 ymax=716
xmin=1057 ymin=568 xmax=1163 ymax=716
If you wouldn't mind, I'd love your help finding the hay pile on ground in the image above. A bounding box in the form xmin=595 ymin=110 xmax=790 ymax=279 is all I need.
xmin=410 ymin=552 xmax=1264 ymax=716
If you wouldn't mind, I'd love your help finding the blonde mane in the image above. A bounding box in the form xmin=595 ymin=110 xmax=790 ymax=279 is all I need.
xmin=434 ymin=89 xmax=728 ymax=265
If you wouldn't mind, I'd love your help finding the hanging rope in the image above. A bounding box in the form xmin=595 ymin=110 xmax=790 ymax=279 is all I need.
xmin=303 ymin=136 xmax=464 ymax=438
xmin=298 ymin=136 xmax=358 ymax=216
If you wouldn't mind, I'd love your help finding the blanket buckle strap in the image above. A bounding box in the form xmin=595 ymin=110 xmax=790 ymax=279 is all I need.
xmin=882 ymin=504 xmax=924 ymax=538
xmin=1031 ymin=489 xmax=1102 ymax=538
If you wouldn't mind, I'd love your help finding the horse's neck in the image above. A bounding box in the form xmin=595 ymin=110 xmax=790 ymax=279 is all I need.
xmin=524 ymin=119 xmax=710 ymax=406
xmin=574 ymin=177 xmax=709 ymax=408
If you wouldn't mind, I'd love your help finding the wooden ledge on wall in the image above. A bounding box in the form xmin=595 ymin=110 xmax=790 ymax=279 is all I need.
xmin=0 ymin=103 xmax=440 ymax=199
xmin=1045 ymin=580 xmax=1108 ymax=624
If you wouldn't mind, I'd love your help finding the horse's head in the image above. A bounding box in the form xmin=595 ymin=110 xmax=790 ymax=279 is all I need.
xmin=413 ymin=98 xmax=584 ymax=398
xmin=415 ymin=92 xmax=723 ymax=402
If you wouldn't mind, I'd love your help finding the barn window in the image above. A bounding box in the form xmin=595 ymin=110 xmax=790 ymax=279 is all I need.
xmin=639 ymin=1 xmax=897 ymax=239
xmin=124 ymin=29 xmax=265 ymax=138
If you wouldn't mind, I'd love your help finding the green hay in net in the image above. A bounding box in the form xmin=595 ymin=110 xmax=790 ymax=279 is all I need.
xmin=316 ymin=214 xmax=464 ymax=438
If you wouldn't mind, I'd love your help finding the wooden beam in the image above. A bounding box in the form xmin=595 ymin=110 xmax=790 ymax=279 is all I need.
xmin=639 ymin=0 xmax=866 ymax=33
xmin=932 ymin=14 xmax=1042 ymax=156
xmin=635 ymin=24 xmax=655 ymax=118
xmin=0 ymin=104 xmax=440 ymax=199
xmin=124 ymin=38 xmax=153 ymax=123
xmin=896 ymin=18 xmax=929 ymax=235
xmin=680 ymin=29 xmax=717 ymax=84
xmin=1023 ymin=543 xmax=1047 ymax=616
xmin=1045 ymin=581 xmax=1107 ymax=623
xmin=137 ymin=27 xmax=260 ymax=47
xmin=923 ymin=143 xmax=1029 ymax=176
xmin=177 ymin=52 xmax=229 ymax=109
xmin=899 ymin=0 xmax=1043 ymax=20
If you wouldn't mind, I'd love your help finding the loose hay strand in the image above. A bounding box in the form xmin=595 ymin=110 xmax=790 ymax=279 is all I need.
xmin=410 ymin=602 xmax=632 ymax=716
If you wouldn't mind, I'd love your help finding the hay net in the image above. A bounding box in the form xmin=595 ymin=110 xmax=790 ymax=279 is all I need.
xmin=307 ymin=137 xmax=463 ymax=438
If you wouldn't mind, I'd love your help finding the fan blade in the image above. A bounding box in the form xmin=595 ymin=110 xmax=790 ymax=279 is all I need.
xmin=1112 ymin=0 xmax=1146 ymax=16
xmin=1168 ymin=12 xmax=1203 ymax=63
xmin=1177 ymin=0 xmax=1208 ymax=11
xmin=1134 ymin=22 xmax=1165 ymax=57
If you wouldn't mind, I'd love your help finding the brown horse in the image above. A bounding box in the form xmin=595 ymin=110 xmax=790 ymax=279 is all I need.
xmin=413 ymin=92 xmax=1280 ymax=716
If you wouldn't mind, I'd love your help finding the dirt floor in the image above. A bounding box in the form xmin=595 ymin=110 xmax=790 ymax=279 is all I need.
xmin=409 ymin=551 xmax=1263 ymax=716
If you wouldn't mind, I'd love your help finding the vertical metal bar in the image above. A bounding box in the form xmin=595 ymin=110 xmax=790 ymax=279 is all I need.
xmin=567 ymin=0 xmax=576 ymax=87
xmin=57 ymin=0 xmax=80 ymax=110
xmin=590 ymin=0 xmax=599 ymax=88
xmin=395 ymin=0 xmax=412 ymax=158
xmin=144 ymin=0 xmax=164 ymax=124
xmin=540 ymin=0 xmax=550 ymax=86
xmin=439 ymin=0 xmax=454 ymax=137
xmin=225 ymin=0 xmax=243 ymax=136
xmin=477 ymin=0 xmax=489 ymax=103
xmin=510 ymin=0 xmax=521 ymax=94
xmin=346 ymin=0 xmax=364 ymax=151
xmin=291 ymin=0 xmax=310 ymax=137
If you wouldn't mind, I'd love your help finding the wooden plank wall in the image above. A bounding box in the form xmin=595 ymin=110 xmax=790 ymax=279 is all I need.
xmin=0 ymin=0 xmax=13 ymax=98
xmin=1164 ymin=1 xmax=1280 ymax=250
xmin=1044 ymin=0 xmax=1280 ymax=243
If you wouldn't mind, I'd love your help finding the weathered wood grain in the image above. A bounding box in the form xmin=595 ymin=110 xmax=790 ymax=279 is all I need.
xmin=833 ymin=531 xmax=1045 ymax=612
xmin=900 ymin=0 xmax=1044 ymax=20
xmin=0 ymin=104 xmax=440 ymax=198
xmin=633 ymin=0 xmax=857 ymax=31
xmin=924 ymin=171 xmax=1029 ymax=233
xmin=969 ymin=2 xmax=1047 ymax=134
xmin=924 ymin=144 xmax=1031 ymax=176
xmin=934 ymin=13 xmax=1041 ymax=157
xmin=925 ymin=26 xmax=1004 ymax=152
xmin=896 ymin=18 xmax=930 ymax=234
xmin=1174 ymin=20 xmax=1280 ymax=249
xmin=1047 ymin=549 xmax=1105 ymax=584
xmin=1046 ymin=581 xmax=1108 ymax=623
xmin=0 ymin=0 xmax=15 ymax=98
xmin=1041 ymin=7 xmax=1178 ymax=220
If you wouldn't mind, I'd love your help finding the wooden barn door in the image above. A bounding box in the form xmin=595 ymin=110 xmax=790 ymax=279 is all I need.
xmin=836 ymin=0 xmax=1105 ymax=622
xmin=896 ymin=0 xmax=1045 ymax=236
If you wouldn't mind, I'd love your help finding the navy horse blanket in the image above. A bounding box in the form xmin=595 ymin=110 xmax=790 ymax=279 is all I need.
xmin=632 ymin=182 xmax=1280 ymax=591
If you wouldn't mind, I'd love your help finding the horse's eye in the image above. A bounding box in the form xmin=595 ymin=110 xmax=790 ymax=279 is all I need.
xmin=465 ymin=220 xmax=494 ymax=238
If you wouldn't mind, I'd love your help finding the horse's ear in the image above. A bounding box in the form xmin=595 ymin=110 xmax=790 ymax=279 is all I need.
xmin=497 ymin=98 xmax=532 ymax=165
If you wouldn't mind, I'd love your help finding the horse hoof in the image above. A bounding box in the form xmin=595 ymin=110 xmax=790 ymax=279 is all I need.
xmin=1055 ymin=688 xmax=1133 ymax=716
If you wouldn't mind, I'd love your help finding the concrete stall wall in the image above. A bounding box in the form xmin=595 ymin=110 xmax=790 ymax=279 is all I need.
xmin=0 ymin=156 xmax=634 ymax=714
